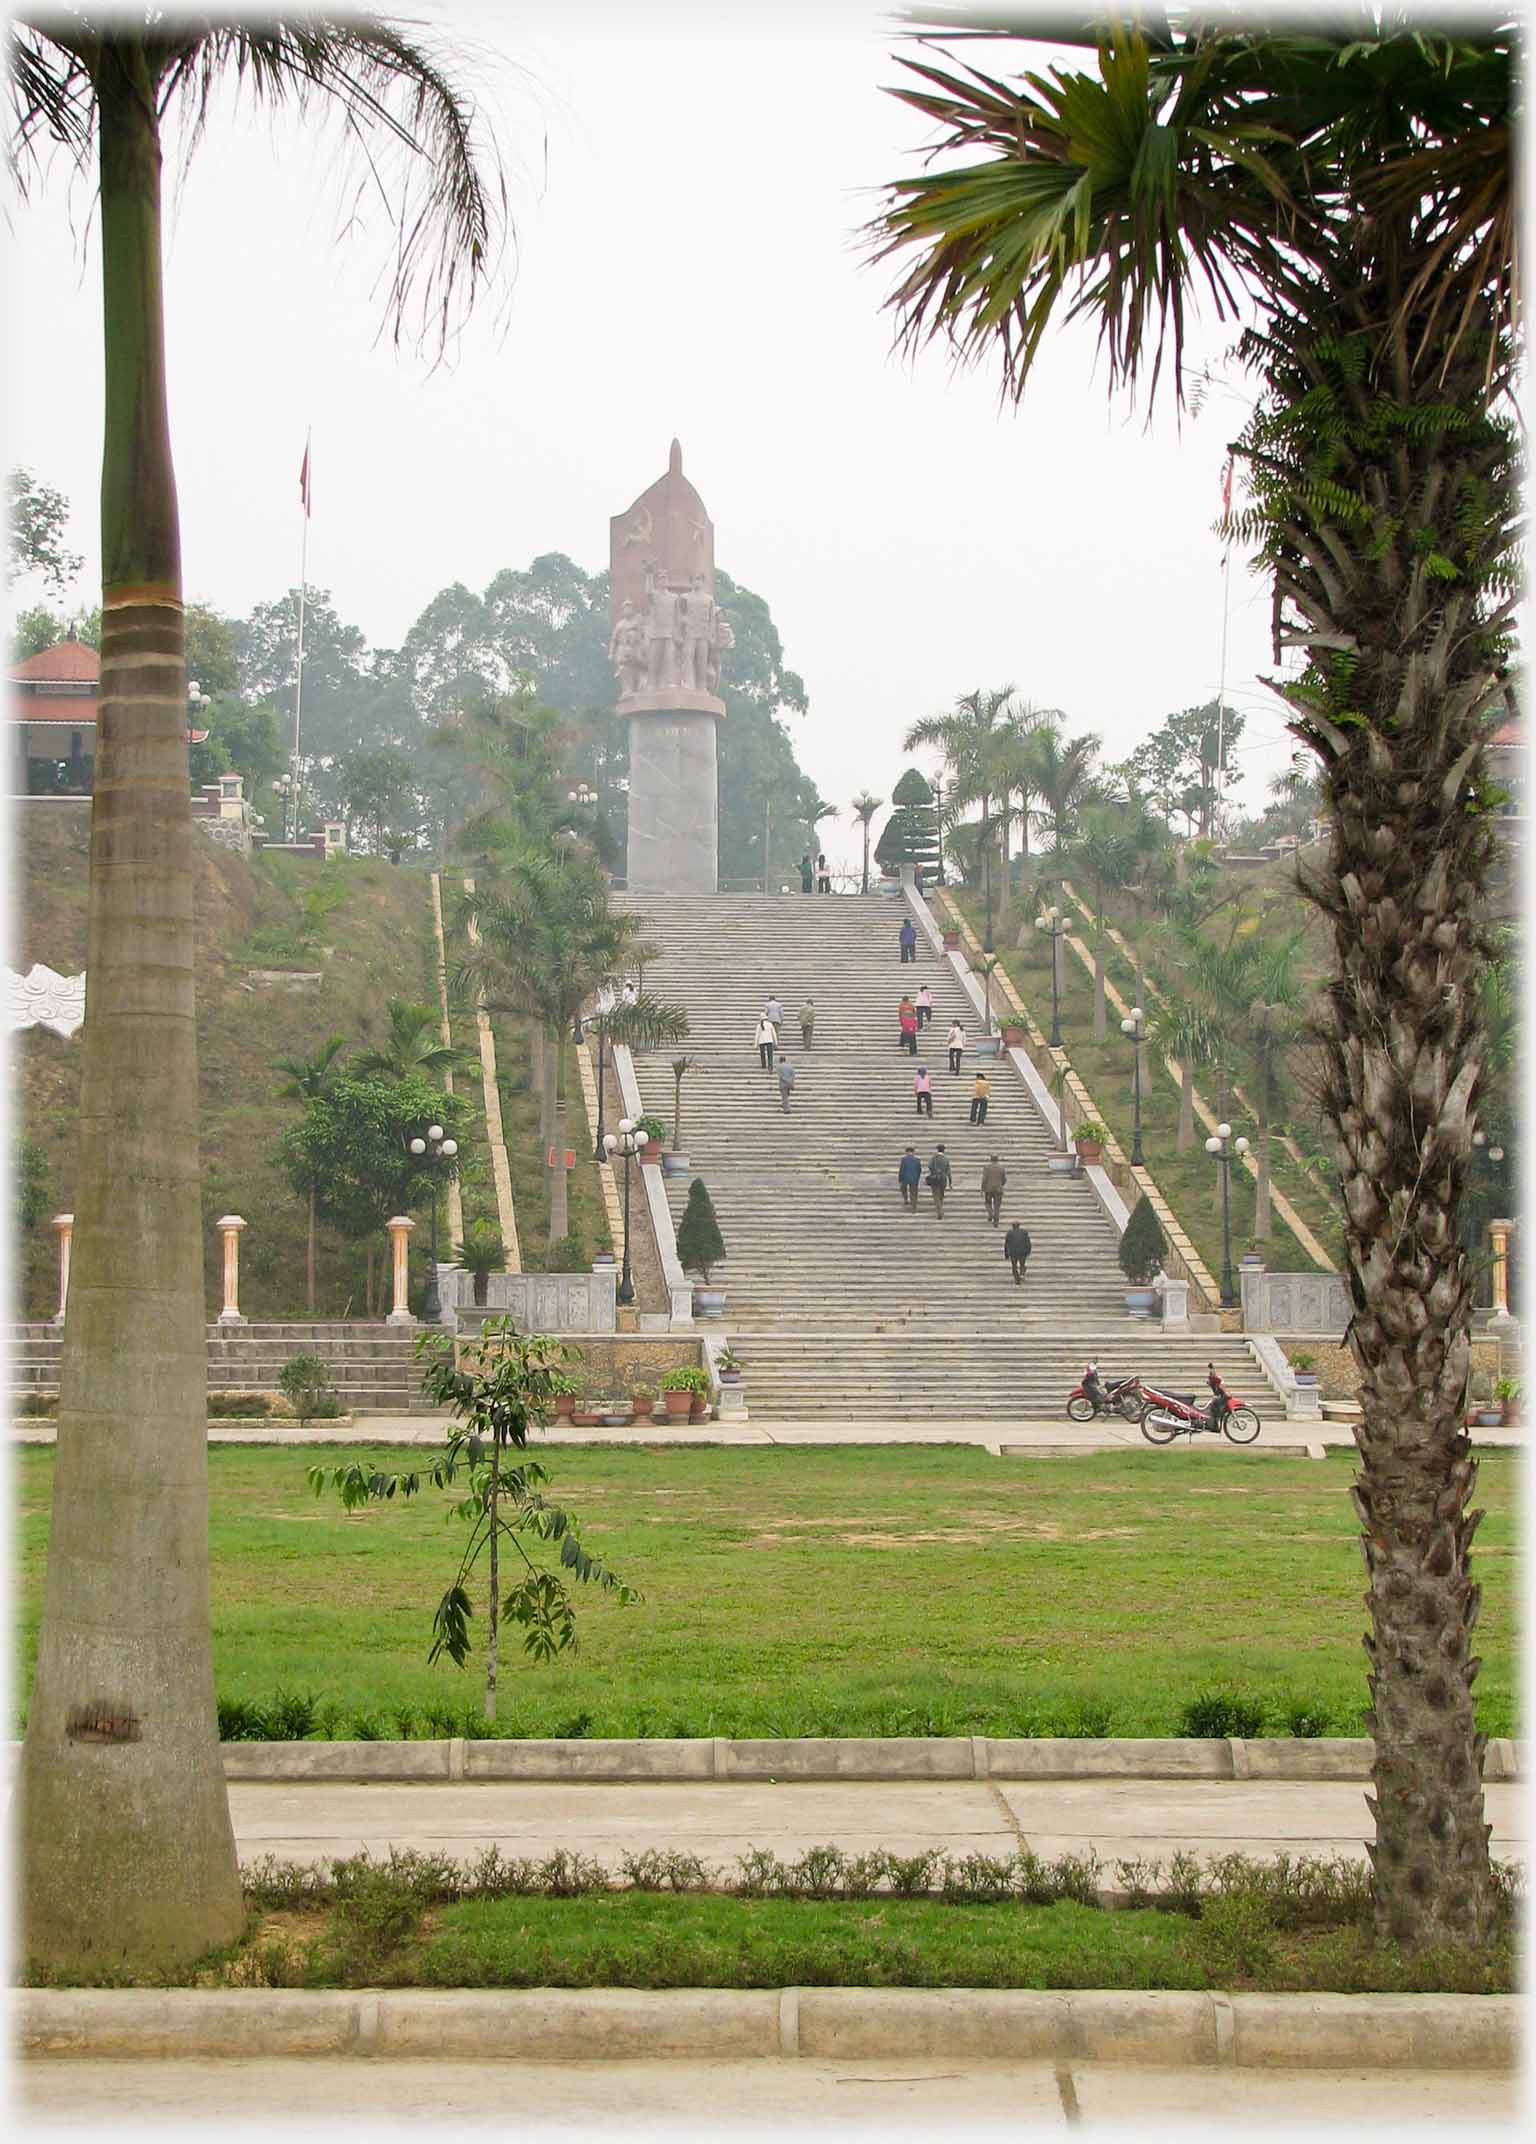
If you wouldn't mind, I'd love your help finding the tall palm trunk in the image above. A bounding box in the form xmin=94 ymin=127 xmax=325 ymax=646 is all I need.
xmin=19 ymin=52 xmax=242 ymax=1970
xmin=1253 ymin=1109 xmax=1272 ymax=1239
xmin=1176 ymin=1062 xmax=1195 ymax=1154
xmin=549 ymin=1031 xmax=570 ymax=1247
xmin=860 ymin=822 xmax=871 ymax=895
xmin=306 ymin=1184 xmax=317 ymax=1315
xmin=1091 ymin=934 xmax=1107 ymax=1040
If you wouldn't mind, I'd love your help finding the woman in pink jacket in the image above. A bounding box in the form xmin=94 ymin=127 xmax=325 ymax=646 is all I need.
xmin=913 ymin=1065 xmax=933 ymax=1117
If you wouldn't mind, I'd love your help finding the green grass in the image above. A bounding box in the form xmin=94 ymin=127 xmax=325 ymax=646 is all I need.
xmin=14 ymin=1445 xmax=1519 ymax=1739
xmin=957 ymin=890 xmax=1341 ymax=1277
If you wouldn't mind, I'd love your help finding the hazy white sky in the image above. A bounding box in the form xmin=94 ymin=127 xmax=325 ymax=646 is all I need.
xmin=5 ymin=0 xmax=1300 ymax=866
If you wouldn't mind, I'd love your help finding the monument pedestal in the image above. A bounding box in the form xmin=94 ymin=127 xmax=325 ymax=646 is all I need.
xmin=624 ymin=694 xmax=722 ymax=896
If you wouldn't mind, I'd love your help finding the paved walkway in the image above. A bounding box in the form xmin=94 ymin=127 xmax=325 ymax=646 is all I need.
xmin=16 ymin=2054 xmax=1519 ymax=2128
xmin=221 ymin=1775 xmax=1525 ymax=1875
xmin=12 ymin=1415 xmax=1526 ymax=1455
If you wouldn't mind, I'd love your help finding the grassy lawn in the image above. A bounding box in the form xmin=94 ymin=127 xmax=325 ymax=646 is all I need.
xmin=955 ymin=890 xmax=1341 ymax=1277
xmin=14 ymin=1445 xmax=1519 ymax=1739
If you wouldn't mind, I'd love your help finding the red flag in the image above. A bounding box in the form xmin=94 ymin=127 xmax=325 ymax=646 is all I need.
xmin=1220 ymin=456 xmax=1233 ymax=517
xmin=299 ymin=441 xmax=312 ymax=519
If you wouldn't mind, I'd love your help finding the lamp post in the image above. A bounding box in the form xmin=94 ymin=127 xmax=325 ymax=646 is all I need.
xmin=1204 ymin=1120 xmax=1251 ymax=1308
xmin=603 ymin=1118 xmax=642 ymax=1306
xmin=274 ymin=769 xmax=298 ymax=844
xmin=408 ymin=1122 xmax=459 ymax=1321
xmin=1120 ymin=1005 xmax=1147 ymax=1166
xmin=1471 ymin=1130 xmax=1508 ymax=1302
xmin=1034 ymin=904 xmax=1064 ymax=1048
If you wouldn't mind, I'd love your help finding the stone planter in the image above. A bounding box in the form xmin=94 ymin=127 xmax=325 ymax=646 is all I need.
xmin=1123 ymin=1287 xmax=1157 ymax=1319
xmin=689 ymin=1396 xmax=710 ymax=1422
xmin=1293 ymin=1373 xmax=1320 ymax=1391
xmin=553 ymin=1394 xmax=576 ymax=1423
xmin=942 ymin=927 xmax=962 ymax=950
xmin=641 ymin=1139 xmax=663 ymax=1165
xmin=1074 ymin=1140 xmax=1103 ymax=1166
xmin=694 ymin=1286 xmax=726 ymax=1317
xmin=661 ymin=1151 xmax=690 ymax=1178
xmin=663 ymin=1388 xmax=694 ymax=1420
xmin=1474 ymin=1408 xmax=1502 ymax=1427
xmin=1002 ymin=1022 xmax=1026 ymax=1047
xmin=1047 ymin=1153 xmax=1079 ymax=1175
xmin=573 ymin=1410 xmax=603 ymax=1427
xmin=972 ymin=1033 xmax=1002 ymax=1057
xmin=602 ymin=1406 xmax=634 ymax=1427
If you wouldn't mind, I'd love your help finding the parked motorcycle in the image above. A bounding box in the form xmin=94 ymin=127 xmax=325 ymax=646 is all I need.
xmin=1134 ymin=1362 xmax=1260 ymax=1445
xmin=1066 ymin=1362 xmax=1144 ymax=1423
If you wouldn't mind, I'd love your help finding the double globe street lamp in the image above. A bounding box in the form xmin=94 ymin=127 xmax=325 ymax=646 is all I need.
xmin=408 ymin=1123 xmax=459 ymax=1321
xmin=1033 ymin=903 xmax=1065 ymax=1048
xmin=1120 ymin=1006 xmax=1147 ymax=1167
xmin=603 ymin=1117 xmax=643 ymax=1306
xmin=1204 ymin=1121 xmax=1250 ymax=1309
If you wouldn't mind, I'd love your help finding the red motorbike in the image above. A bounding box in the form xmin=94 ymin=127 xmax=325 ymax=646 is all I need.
xmin=1066 ymin=1363 xmax=1144 ymax=1423
xmin=1134 ymin=1362 xmax=1261 ymax=1445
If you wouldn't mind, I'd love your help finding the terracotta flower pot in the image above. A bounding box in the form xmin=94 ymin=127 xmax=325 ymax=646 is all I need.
xmin=942 ymin=928 xmax=962 ymax=950
xmin=553 ymin=1393 xmax=576 ymax=1422
xmin=1002 ymin=1023 xmax=1026 ymax=1047
xmin=641 ymin=1138 xmax=662 ymax=1164
xmin=663 ymin=1388 xmax=694 ymax=1419
xmin=690 ymin=1396 xmax=710 ymax=1422
xmin=1074 ymin=1140 xmax=1103 ymax=1165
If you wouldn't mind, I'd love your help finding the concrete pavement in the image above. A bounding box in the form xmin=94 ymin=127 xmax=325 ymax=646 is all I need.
xmin=14 ymin=2054 xmax=1522 ymax=2128
xmin=12 ymin=1413 xmax=1526 ymax=1454
xmin=223 ymin=1774 xmax=1525 ymax=1877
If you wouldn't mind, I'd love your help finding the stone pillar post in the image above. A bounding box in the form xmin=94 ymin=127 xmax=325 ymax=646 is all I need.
xmin=1488 ymin=1217 xmax=1516 ymax=1329
xmin=50 ymin=1213 xmax=74 ymax=1326
xmin=216 ymin=1215 xmax=247 ymax=1325
xmin=385 ymin=1216 xmax=417 ymax=1325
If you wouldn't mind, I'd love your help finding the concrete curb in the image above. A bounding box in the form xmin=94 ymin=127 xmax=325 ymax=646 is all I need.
xmin=17 ymin=1988 xmax=1517 ymax=2070
xmin=201 ymin=1734 xmax=1525 ymax=1785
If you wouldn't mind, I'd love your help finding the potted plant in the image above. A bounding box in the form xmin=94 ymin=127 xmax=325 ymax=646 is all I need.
xmin=678 ymin=1178 xmax=727 ymax=1313
xmin=546 ymin=1367 xmax=581 ymax=1422
xmin=661 ymin=1366 xmax=706 ymax=1419
xmin=1117 ymin=1193 xmax=1166 ymax=1318
xmin=665 ymin=1056 xmax=700 ymax=1177
xmin=1495 ymin=1374 xmax=1521 ymax=1426
xmin=1073 ymin=1118 xmax=1107 ymax=1166
xmin=1002 ymin=1018 xmax=1027 ymax=1047
xmin=451 ymin=1216 xmax=505 ymax=1309
xmin=629 ymin=1379 xmax=659 ymax=1421
xmin=634 ymin=1113 xmax=667 ymax=1164
xmin=941 ymin=921 xmax=962 ymax=949
xmin=601 ymin=1391 xmax=634 ymax=1426
xmin=716 ymin=1346 xmax=743 ymax=1384
xmin=572 ymin=1387 xmax=604 ymax=1427
xmin=1240 ymin=1243 xmax=1266 ymax=1272
xmin=1289 ymin=1351 xmax=1320 ymax=1388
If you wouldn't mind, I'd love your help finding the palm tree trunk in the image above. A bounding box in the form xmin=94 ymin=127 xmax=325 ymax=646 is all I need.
xmin=549 ymin=1031 xmax=569 ymax=1247
xmin=306 ymin=1185 xmax=317 ymax=1316
xmin=1254 ymin=1108 xmax=1272 ymax=1239
xmin=1092 ymin=940 xmax=1107 ymax=1040
xmin=1177 ymin=1062 xmax=1195 ymax=1154
xmin=861 ymin=822 xmax=870 ymax=896
xmin=19 ymin=51 xmax=242 ymax=1973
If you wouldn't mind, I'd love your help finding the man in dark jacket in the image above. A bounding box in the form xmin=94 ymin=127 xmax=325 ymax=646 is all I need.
xmin=927 ymin=1143 xmax=952 ymax=1217
xmin=897 ymin=1146 xmax=922 ymax=1212
xmin=1004 ymin=1221 xmax=1033 ymax=1285
xmin=899 ymin=916 xmax=917 ymax=964
xmin=980 ymin=1155 xmax=1007 ymax=1226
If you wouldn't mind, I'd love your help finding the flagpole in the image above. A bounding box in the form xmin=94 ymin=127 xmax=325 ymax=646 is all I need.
xmin=290 ymin=429 xmax=311 ymax=842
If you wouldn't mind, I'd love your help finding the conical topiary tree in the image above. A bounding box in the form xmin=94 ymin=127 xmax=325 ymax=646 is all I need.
xmin=1118 ymin=1193 xmax=1168 ymax=1287
xmin=676 ymin=1178 xmax=726 ymax=1284
xmin=874 ymin=765 xmax=941 ymax=880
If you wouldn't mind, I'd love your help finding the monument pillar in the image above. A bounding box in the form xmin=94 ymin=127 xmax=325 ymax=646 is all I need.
xmin=609 ymin=441 xmax=731 ymax=895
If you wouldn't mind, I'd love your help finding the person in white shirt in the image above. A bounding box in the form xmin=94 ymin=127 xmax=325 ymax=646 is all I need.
xmin=755 ymin=1016 xmax=777 ymax=1072
xmin=946 ymin=1020 xmax=966 ymax=1076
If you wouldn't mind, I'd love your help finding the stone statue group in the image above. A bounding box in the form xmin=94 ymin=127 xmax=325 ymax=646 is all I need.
xmin=609 ymin=566 xmax=734 ymax=699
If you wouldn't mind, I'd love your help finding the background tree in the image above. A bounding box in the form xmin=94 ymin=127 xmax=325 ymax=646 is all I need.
xmin=9 ymin=9 xmax=507 ymax=1973
xmin=13 ymin=1132 xmax=51 ymax=1235
xmin=676 ymin=1177 xmax=726 ymax=1284
xmin=850 ymin=790 xmax=883 ymax=894
xmin=7 ymin=465 xmax=82 ymax=594
xmin=351 ymin=997 xmax=470 ymax=1085
xmin=1026 ymin=726 xmax=1101 ymax=857
xmin=273 ymin=1034 xmax=348 ymax=1314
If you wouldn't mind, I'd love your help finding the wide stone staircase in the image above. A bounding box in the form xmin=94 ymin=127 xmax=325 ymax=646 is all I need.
xmin=621 ymin=892 xmax=1285 ymax=1423
xmin=9 ymin=1322 xmax=432 ymax=1414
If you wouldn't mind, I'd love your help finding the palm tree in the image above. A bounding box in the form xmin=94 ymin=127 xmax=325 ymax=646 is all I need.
xmin=1026 ymin=727 xmax=1101 ymax=858
xmin=352 ymin=997 xmax=472 ymax=1085
xmin=9 ymin=14 xmax=506 ymax=1973
xmin=869 ymin=13 xmax=1514 ymax=1950
xmin=850 ymin=791 xmax=883 ymax=895
xmin=1148 ymin=1002 xmax=1212 ymax=1157
xmin=458 ymin=854 xmax=657 ymax=1248
xmin=273 ymin=1035 xmax=348 ymax=1313
xmin=1066 ymin=805 xmax=1136 ymax=1041
xmin=906 ymin=685 xmax=1015 ymax=940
